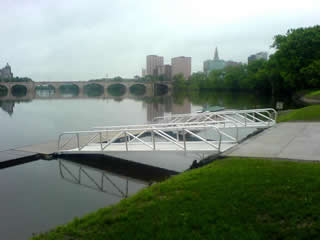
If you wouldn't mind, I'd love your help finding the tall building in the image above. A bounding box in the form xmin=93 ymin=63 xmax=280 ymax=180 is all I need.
xmin=203 ymin=47 xmax=226 ymax=74
xmin=214 ymin=47 xmax=219 ymax=60
xmin=171 ymin=56 xmax=191 ymax=79
xmin=146 ymin=55 xmax=164 ymax=76
xmin=248 ymin=52 xmax=268 ymax=63
xmin=157 ymin=64 xmax=172 ymax=80
xmin=0 ymin=63 xmax=13 ymax=79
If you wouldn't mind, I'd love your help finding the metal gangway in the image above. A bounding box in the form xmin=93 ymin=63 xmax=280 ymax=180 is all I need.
xmin=58 ymin=121 xmax=239 ymax=155
xmin=57 ymin=108 xmax=277 ymax=156
xmin=153 ymin=108 xmax=277 ymax=128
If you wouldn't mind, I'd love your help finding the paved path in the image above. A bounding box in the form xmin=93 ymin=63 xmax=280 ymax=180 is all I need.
xmin=225 ymin=122 xmax=320 ymax=161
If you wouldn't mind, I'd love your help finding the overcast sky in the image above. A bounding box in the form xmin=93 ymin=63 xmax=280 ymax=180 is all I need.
xmin=0 ymin=0 xmax=319 ymax=81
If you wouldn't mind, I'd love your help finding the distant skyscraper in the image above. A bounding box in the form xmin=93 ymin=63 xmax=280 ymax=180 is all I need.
xmin=203 ymin=47 xmax=225 ymax=74
xmin=171 ymin=56 xmax=191 ymax=79
xmin=214 ymin=47 xmax=219 ymax=60
xmin=248 ymin=52 xmax=268 ymax=63
xmin=146 ymin=55 xmax=164 ymax=76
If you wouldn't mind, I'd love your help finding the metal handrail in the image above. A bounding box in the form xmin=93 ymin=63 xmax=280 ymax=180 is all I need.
xmin=58 ymin=123 xmax=226 ymax=153
xmin=152 ymin=108 xmax=277 ymax=126
xmin=93 ymin=120 xmax=234 ymax=130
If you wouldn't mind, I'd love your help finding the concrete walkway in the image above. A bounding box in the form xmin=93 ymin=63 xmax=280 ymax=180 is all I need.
xmin=225 ymin=122 xmax=320 ymax=161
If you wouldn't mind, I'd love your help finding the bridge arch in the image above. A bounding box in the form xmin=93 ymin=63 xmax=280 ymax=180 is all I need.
xmin=107 ymin=83 xmax=127 ymax=97
xmin=35 ymin=84 xmax=56 ymax=97
xmin=129 ymin=84 xmax=146 ymax=96
xmin=59 ymin=84 xmax=80 ymax=97
xmin=83 ymin=83 xmax=104 ymax=97
xmin=0 ymin=84 xmax=9 ymax=97
xmin=154 ymin=83 xmax=169 ymax=96
xmin=11 ymin=84 xmax=28 ymax=97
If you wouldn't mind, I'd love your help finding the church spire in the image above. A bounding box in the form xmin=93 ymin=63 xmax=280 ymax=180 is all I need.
xmin=214 ymin=47 xmax=219 ymax=60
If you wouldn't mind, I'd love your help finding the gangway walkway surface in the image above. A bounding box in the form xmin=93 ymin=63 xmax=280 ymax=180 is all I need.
xmin=58 ymin=123 xmax=238 ymax=154
xmin=58 ymin=108 xmax=277 ymax=155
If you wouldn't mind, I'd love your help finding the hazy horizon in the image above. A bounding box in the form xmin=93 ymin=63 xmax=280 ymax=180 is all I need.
xmin=1 ymin=0 xmax=319 ymax=82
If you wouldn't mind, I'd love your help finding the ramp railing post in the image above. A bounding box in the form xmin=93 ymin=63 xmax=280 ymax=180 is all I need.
xmin=99 ymin=132 xmax=103 ymax=151
xmin=151 ymin=129 xmax=155 ymax=150
xmin=125 ymin=131 xmax=128 ymax=151
xmin=244 ymin=113 xmax=247 ymax=127
xmin=218 ymin=130 xmax=222 ymax=153
xmin=77 ymin=133 xmax=80 ymax=151
xmin=183 ymin=128 xmax=186 ymax=151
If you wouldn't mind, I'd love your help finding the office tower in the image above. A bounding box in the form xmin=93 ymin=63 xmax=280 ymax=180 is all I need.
xmin=171 ymin=56 xmax=191 ymax=79
xmin=146 ymin=55 xmax=164 ymax=76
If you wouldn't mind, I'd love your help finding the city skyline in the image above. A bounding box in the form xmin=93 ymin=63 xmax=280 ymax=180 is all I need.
xmin=0 ymin=0 xmax=319 ymax=81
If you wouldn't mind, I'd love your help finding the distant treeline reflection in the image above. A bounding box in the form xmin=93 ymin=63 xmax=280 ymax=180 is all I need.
xmin=173 ymin=89 xmax=297 ymax=110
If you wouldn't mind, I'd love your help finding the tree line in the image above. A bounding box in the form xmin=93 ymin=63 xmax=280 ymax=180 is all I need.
xmin=0 ymin=77 xmax=33 ymax=82
xmin=174 ymin=25 xmax=320 ymax=96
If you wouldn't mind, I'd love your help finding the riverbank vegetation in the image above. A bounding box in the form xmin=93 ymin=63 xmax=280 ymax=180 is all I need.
xmin=278 ymin=105 xmax=320 ymax=122
xmin=173 ymin=25 xmax=320 ymax=98
xmin=31 ymin=157 xmax=320 ymax=240
xmin=0 ymin=77 xmax=32 ymax=82
xmin=305 ymin=90 xmax=320 ymax=100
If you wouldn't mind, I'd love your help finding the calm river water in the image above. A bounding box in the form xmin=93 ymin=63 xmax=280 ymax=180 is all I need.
xmin=0 ymin=88 xmax=278 ymax=239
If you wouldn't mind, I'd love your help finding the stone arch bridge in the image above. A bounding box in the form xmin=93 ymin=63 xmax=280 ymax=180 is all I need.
xmin=0 ymin=80 xmax=172 ymax=101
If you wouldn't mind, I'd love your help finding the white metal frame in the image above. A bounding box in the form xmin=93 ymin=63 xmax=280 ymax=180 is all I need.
xmin=58 ymin=123 xmax=238 ymax=154
xmin=57 ymin=109 xmax=277 ymax=155
xmin=152 ymin=108 xmax=277 ymax=128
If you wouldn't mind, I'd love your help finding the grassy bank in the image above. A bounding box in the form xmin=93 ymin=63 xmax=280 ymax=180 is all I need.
xmin=278 ymin=105 xmax=320 ymax=122
xmin=305 ymin=90 xmax=320 ymax=99
xmin=31 ymin=158 xmax=320 ymax=240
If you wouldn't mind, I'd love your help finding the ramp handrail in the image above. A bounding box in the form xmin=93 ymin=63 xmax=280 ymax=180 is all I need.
xmin=58 ymin=123 xmax=232 ymax=153
xmin=152 ymin=108 xmax=277 ymax=126
xmin=93 ymin=120 xmax=239 ymax=131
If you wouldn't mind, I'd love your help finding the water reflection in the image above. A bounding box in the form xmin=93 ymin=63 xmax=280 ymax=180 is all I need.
xmin=36 ymin=89 xmax=56 ymax=97
xmin=0 ymin=100 xmax=15 ymax=115
xmin=0 ymin=86 xmax=287 ymax=121
xmin=59 ymin=160 xmax=131 ymax=198
xmin=58 ymin=157 xmax=176 ymax=198
xmin=0 ymin=90 xmax=192 ymax=121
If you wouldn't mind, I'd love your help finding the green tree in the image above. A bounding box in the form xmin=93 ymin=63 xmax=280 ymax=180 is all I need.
xmin=271 ymin=25 xmax=320 ymax=89
xmin=224 ymin=64 xmax=247 ymax=90
xmin=189 ymin=72 xmax=207 ymax=90
xmin=208 ymin=69 xmax=225 ymax=89
xmin=300 ymin=59 xmax=320 ymax=87
xmin=113 ymin=76 xmax=123 ymax=82
xmin=173 ymin=74 xmax=186 ymax=87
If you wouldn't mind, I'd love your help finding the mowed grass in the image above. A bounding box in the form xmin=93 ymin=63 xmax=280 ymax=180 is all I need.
xmin=31 ymin=158 xmax=320 ymax=240
xmin=277 ymin=105 xmax=320 ymax=122
xmin=305 ymin=90 xmax=320 ymax=99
